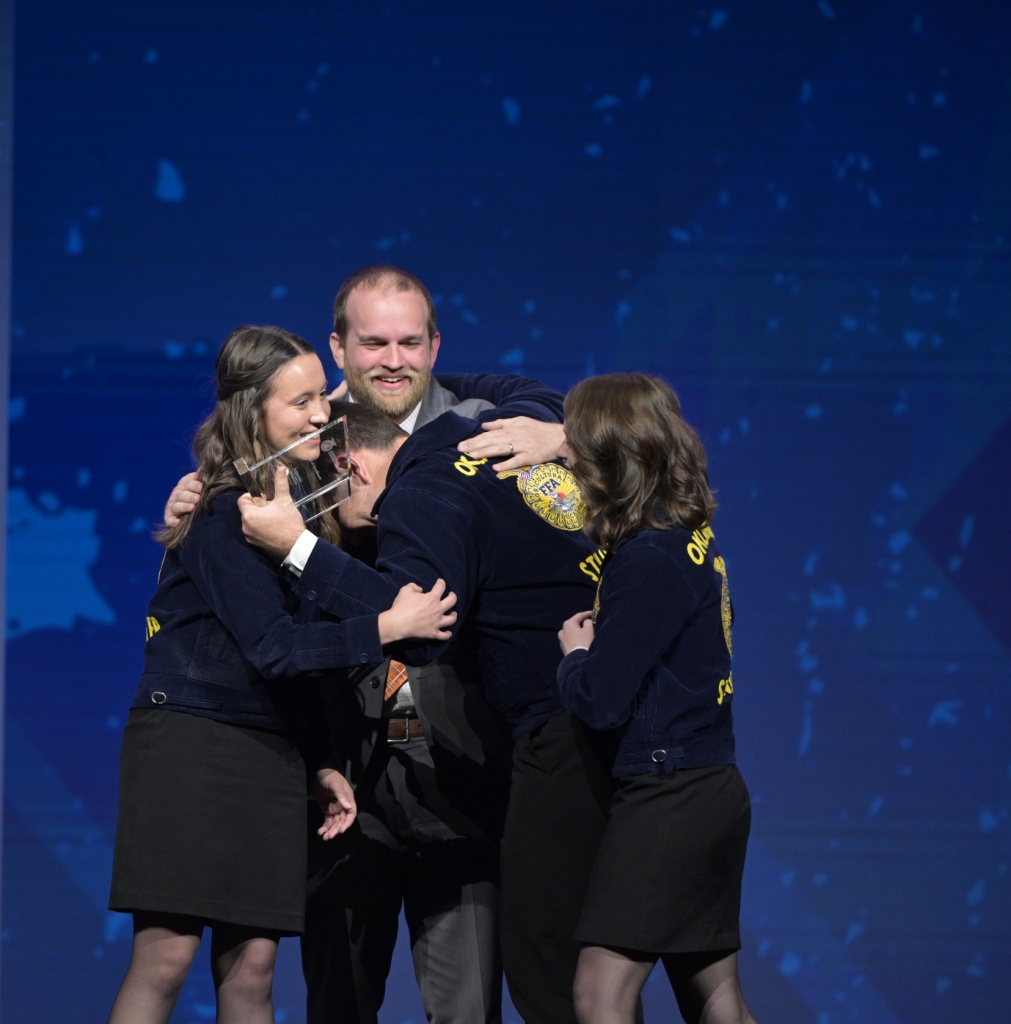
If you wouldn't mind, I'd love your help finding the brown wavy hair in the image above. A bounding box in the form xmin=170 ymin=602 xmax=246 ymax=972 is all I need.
xmin=156 ymin=325 xmax=342 ymax=550
xmin=563 ymin=373 xmax=715 ymax=549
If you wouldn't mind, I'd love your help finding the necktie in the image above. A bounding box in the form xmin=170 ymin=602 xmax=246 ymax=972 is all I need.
xmin=385 ymin=660 xmax=409 ymax=701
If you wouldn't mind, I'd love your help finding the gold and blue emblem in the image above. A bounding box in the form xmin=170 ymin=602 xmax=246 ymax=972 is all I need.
xmin=497 ymin=464 xmax=586 ymax=531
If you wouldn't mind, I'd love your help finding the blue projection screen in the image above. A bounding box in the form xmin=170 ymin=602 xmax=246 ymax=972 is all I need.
xmin=5 ymin=1 xmax=1011 ymax=1021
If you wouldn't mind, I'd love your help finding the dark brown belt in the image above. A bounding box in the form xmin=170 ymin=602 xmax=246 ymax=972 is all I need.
xmin=387 ymin=717 xmax=425 ymax=743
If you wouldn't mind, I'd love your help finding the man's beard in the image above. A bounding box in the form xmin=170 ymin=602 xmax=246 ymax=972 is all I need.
xmin=343 ymin=362 xmax=431 ymax=421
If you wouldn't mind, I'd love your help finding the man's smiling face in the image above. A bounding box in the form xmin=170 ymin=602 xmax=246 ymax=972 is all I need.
xmin=331 ymin=283 xmax=440 ymax=422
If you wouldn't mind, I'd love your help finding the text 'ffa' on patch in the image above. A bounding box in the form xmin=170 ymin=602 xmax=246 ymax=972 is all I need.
xmin=497 ymin=464 xmax=586 ymax=531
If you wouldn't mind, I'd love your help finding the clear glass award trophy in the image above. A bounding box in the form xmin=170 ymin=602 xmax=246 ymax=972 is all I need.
xmin=233 ymin=416 xmax=351 ymax=523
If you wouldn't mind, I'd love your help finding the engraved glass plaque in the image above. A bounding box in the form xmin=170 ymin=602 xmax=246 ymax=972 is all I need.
xmin=233 ymin=416 xmax=351 ymax=523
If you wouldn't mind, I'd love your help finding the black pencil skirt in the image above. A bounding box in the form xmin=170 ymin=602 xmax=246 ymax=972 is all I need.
xmin=575 ymin=763 xmax=751 ymax=954
xmin=109 ymin=707 xmax=308 ymax=934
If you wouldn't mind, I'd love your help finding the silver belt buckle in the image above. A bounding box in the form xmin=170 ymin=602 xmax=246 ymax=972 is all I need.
xmin=387 ymin=717 xmax=412 ymax=743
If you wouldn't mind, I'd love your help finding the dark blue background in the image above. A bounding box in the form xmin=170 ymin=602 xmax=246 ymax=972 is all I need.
xmin=5 ymin=1 xmax=1011 ymax=1021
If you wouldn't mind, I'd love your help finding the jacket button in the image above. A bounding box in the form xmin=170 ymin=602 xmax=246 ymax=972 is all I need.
xmin=306 ymin=590 xmax=317 ymax=601
xmin=151 ymin=691 xmax=167 ymax=705
xmin=359 ymin=653 xmax=369 ymax=664
xmin=651 ymin=749 xmax=667 ymax=763
xmin=370 ymin=676 xmax=380 ymax=688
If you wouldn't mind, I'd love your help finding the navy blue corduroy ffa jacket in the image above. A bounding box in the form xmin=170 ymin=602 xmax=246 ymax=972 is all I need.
xmin=556 ymin=525 xmax=737 ymax=776
xmin=294 ymin=411 xmax=601 ymax=738
xmin=132 ymin=490 xmax=385 ymax=755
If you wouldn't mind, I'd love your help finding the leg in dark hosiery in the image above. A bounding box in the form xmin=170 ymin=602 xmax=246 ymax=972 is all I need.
xmin=574 ymin=946 xmax=757 ymax=1024
xmin=107 ymin=912 xmax=203 ymax=1024
xmin=572 ymin=945 xmax=655 ymax=1024
xmin=663 ymin=950 xmax=758 ymax=1024
xmin=211 ymin=922 xmax=281 ymax=1024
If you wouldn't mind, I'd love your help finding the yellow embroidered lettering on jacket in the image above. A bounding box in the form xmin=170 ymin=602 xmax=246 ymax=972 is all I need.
xmin=717 ymin=673 xmax=734 ymax=705
xmin=713 ymin=556 xmax=732 ymax=657
xmin=497 ymin=464 xmax=586 ymax=531
xmin=579 ymin=547 xmax=608 ymax=582
xmin=453 ymin=454 xmax=488 ymax=476
xmin=145 ymin=616 xmax=161 ymax=641
xmin=686 ymin=524 xmax=715 ymax=565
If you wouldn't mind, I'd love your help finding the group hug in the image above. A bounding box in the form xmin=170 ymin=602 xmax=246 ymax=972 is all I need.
xmin=105 ymin=265 xmax=758 ymax=1024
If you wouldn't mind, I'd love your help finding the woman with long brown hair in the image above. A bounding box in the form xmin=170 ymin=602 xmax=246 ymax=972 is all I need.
xmin=556 ymin=372 xmax=757 ymax=1024
xmin=107 ymin=325 xmax=456 ymax=1024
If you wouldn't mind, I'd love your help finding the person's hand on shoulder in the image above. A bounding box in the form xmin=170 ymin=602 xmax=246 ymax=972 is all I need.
xmin=238 ymin=466 xmax=309 ymax=560
xmin=313 ymin=769 xmax=357 ymax=840
xmin=378 ymin=579 xmax=458 ymax=644
xmin=457 ymin=416 xmax=567 ymax=472
xmin=558 ymin=610 xmax=595 ymax=655
xmin=164 ymin=471 xmax=203 ymax=527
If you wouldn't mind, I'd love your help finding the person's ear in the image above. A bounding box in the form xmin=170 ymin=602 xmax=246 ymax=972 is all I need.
xmin=349 ymin=453 xmax=371 ymax=486
xmin=330 ymin=333 xmax=346 ymax=371
xmin=428 ymin=330 xmax=441 ymax=370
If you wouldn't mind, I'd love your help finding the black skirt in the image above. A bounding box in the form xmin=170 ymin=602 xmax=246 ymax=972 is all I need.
xmin=575 ymin=763 xmax=750 ymax=954
xmin=109 ymin=707 xmax=308 ymax=934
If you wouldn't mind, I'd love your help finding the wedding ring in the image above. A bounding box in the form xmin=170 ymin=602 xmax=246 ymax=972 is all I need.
xmin=508 ymin=442 xmax=515 ymax=453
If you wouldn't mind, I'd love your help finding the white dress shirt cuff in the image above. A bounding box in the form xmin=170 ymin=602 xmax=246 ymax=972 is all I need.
xmin=281 ymin=529 xmax=319 ymax=577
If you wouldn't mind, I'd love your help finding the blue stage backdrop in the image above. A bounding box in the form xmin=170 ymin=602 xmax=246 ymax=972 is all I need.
xmin=5 ymin=1 xmax=1011 ymax=1021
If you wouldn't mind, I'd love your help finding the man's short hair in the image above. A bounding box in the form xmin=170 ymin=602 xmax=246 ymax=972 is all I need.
xmin=332 ymin=265 xmax=438 ymax=344
xmin=331 ymin=400 xmax=408 ymax=451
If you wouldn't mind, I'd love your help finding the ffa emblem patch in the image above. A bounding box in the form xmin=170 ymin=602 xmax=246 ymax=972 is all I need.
xmin=497 ymin=464 xmax=586 ymax=531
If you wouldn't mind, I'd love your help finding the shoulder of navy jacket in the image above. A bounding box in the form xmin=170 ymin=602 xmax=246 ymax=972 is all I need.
xmin=388 ymin=412 xmax=480 ymax=481
xmin=201 ymin=487 xmax=243 ymax=514
xmin=374 ymin=449 xmax=477 ymax=518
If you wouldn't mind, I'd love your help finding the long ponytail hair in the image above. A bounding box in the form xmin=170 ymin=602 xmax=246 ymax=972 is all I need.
xmin=156 ymin=325 xmax=342 ymax=549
